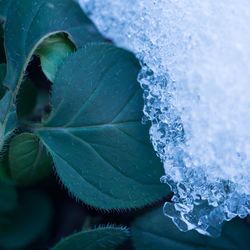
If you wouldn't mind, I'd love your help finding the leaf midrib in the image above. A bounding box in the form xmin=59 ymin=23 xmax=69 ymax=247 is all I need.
xmin=37 ymin=120 xmax=151 ymax=147
xmin=37 ymin=120 xmax=141 ymax=131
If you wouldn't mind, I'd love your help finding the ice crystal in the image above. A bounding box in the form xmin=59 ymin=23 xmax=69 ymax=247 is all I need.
xmin=79 ymin=0 xmax=250 ymax=236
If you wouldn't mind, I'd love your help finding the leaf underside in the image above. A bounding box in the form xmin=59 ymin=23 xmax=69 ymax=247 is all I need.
xmin=36 ymin=33 xmax=76 ymax=82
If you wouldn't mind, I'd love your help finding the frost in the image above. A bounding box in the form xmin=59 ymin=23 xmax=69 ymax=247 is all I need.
xmin=79 ymin=0 xmax=250 ymax=236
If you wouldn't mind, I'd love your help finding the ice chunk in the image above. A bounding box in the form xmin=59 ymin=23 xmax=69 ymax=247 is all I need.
xmin=79 ymin=0 xmax=250 ymax=236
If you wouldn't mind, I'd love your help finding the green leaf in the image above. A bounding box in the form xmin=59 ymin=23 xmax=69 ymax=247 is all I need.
xmin=36 ymin=33 xmax=76 ymax=82
xmin=132 ymin=207 xmax=250 ymax=250
xmin=53 ymin=226 xmax=129 ymax=250
xmin=0 ymin=190 xmax=53 ymax=249
xmin=36 ymin=43 xmax=169 ymax=210
xmin=0 ymin=182 xmax=17 ymax=214
xmin=9 ymin=133 xmax=52 ymax=185
xmin=4 ymin=0 xmax=103 ymax=91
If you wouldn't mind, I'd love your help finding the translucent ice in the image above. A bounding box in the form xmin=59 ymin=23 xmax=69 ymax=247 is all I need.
xmin=79 ymin=0 xmax=250 ymax=236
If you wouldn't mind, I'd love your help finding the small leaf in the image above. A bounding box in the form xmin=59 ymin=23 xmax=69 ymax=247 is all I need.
xmin=36 ymin=43 xmax=169 ymax=210
xmin=0 ymin=190 xmax=53 ymax=249
xmin=36 ymin=33 xmax=75 ymax=82
xmin=53 ymin=226 xmax=129 ymax=250
xmin=131 ymin=207 xmax=250 ymax=250
xmin=4 ymin=0 xmax=103 ymax=91
xmin=9 ymin=133 xmax=52 ymax=185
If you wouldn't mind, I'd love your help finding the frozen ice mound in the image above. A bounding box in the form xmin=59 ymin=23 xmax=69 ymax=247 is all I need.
xmin=79 ymin=0 xmax=250 ymax=236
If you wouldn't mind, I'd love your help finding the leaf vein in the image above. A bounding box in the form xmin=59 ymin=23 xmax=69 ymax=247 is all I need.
xmin=65 ymin=131 xmax=145 ymax=186
xmin=111 ymin=88 xmax=140 ymax=123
